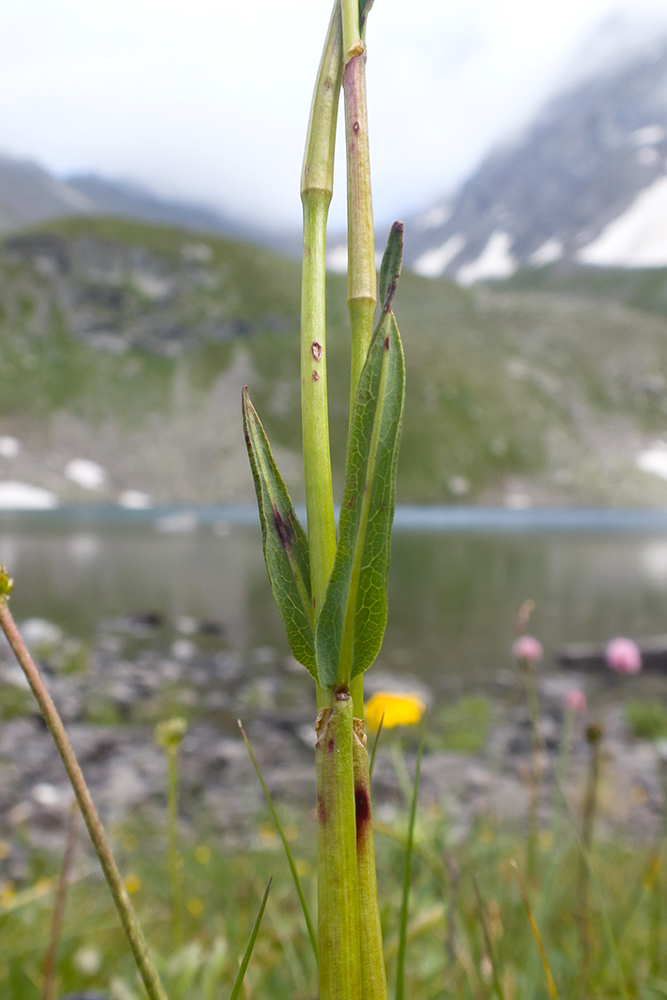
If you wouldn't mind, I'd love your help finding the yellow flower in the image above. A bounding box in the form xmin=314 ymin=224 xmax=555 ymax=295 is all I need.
xmin=124 ymin=873 xmax=141 ymax=894
xmin=365 ymin=692 xmax=425 ymax=732
xmin=195 ymin=845 xmax=211 ymax=865
xmin=0 ymin=882 xmax=16 ymax=908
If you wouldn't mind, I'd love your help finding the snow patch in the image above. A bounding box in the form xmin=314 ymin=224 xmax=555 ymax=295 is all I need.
xmin=413 ymin=235 xmax=465 ymax=277
xmin=578 ymin=176 xmax=667 ymax=267
xmin=414 ymin=204 xmax=451 ymax=232
xmin=119 ymin=490 xmax=152 ymax=509
xmin=530 ymin=238 xmax=563 ymax=266
xmin=326 ymin=245 xmax=347 ymax=273
xmin=65 ymin=459 xmax=106 ymax=490
xmin=0 ymin=436 xmax=20 ymax=458
xmin=637 ymin=442 xmax=667 ymax=480
xmin=457 ymin=232 xmax=516 ymax=286
xmin=0 ymin=482 xmax=58 ymax=509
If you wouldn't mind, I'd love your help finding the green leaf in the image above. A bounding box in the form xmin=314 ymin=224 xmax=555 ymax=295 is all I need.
xmin=378 ymin=221 xmax=404 ymax=313
xmin=242 ymin=388 xmax=316 ymax=677
xmin=315 ymin=310 xmax=405 ymax=690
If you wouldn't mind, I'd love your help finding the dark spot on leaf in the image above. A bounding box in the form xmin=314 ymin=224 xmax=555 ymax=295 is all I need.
xmin=327 ymin=737 xmax=335 ymax=752
xmin=272 ymin=504 xmax=293 ymax=552
xmin=384 ymin=336 xmax=390 ymax=350
xmin=355 ymin=785 xmax=370 ymax=839
xmin=324 ymin=77 xmax=333 ymax=90
xmin=317 ymin=795 xmax=327 ymax=824
xmin=312 ymin=370 xmax=319 ymax=382
xmin=311 ymin=341 xmax=322 ymax=361
xmin=348 ymin=494 xmax=356 ymax=508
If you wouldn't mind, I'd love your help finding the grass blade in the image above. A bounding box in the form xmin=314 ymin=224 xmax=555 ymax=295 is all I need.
xmin=471 ymin=873 xmax=506 ymax=1000
xmin=228 ymin=878 xmax=272 ymax=1000
xmin=369 ymin=710 xmax=385 ymax=779
xmin=396 ymin=726 xmax=424 ymax=1000
xmin=242 ymin=388 xmax=316 ymax=677
xmin=511 ymin=861 xmax=559 ymax=1000
xmin=238 ymin=721 xmax=318 ymax=962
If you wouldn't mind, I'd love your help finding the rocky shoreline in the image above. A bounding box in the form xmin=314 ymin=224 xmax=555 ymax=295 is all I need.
xmin=1 ymin=616 xmax=666 ymax=885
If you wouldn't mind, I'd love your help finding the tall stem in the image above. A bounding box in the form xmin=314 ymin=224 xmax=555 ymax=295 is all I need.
xmin=301 ymin=0 xmax=342 ymax=710
xmin=0 ymin=599 xmax=168 ymax=1000
xmin=167 ymin=745 xmax=182 ymax=947
xmin=316 ymin=693 xmax=363 ymax=1000
xmin=343 ymin=0 xmax=376 ymax=409
xmin=353 ymin=720 xmax=388 ymax=1000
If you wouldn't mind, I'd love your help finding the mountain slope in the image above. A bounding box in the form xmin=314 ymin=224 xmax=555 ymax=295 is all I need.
xmin=405 ymin=30 xmax=667 ymax=282
xmin=0 ymin=153 xmax=266 ymax=244
xmin=4 ymin=216 xmax=667 ymax=507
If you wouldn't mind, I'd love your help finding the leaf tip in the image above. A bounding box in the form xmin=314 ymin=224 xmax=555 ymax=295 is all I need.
xmin=380 ymin=221 xmax=404 ymax=314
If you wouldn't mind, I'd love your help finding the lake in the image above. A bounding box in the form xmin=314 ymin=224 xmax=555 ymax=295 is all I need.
xmin=1 ymin=506 xmax=667 ymax=692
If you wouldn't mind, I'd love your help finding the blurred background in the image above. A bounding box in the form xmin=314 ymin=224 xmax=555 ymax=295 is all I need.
xmin=2 ymin=0 xmax=667 ymax=686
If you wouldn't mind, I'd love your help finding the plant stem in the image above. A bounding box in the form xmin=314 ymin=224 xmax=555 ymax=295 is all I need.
xmin=0 ymin=599 xmax=168 ymax=1000
xmin=316 ymin=692 xmax=363 ymax=1000
xmin=522 ymin=658 xmax=542 ymax=881
xmin=343 ymin=25 xmax=376 ymax=409
xmin=166 ymin=743 xmax=182 ymax=948
xmin=43 ymin=800 xmax=78 ymax=1000
xmin=578 ymin=724 xmax=602 ymax=992
xmin=396 ymin=728 xmax=424 ymax=1000
xmin=353 ymin=720 xmax=388 ymax=1000
xmin=300 ymin=0 xmax=342 ymax=679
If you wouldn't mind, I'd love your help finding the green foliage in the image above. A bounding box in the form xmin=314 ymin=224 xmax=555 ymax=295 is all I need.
xmin=316 ymin=311 xmax=405 ymax=689
xmin=242 ymin=389 xmax=316 ymax=677
xmin=624 ymin=699 xmax=667 ymax=740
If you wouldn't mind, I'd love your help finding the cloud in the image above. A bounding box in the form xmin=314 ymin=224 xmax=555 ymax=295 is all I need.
xmin=0 ymin=0 xmax=665 ymax=229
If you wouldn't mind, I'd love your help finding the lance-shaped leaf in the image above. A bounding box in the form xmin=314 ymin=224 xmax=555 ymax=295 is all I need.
xmin=379 ymin=221 xmax=404 ymax=312
xmin=242 ymin=388 xmax=316 ymax=677
xmin=315 ymin=310 xmax=405 ymax=690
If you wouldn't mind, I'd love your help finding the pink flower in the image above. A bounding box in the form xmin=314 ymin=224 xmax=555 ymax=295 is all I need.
xmin=512 ymin=635 xmax=543 ymax=662
xmin=605 ymin=637 xmax=641 ymax=675
xmin=564 ymin=688 xmax=586 ymax=714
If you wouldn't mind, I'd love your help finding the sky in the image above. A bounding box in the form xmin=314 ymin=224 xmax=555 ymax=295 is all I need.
xmin=1 ymin=0 xmax=667 ymax=231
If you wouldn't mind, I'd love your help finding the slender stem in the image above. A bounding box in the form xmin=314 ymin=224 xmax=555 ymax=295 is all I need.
xmin=0 ymin=600 xmax=168 ymax=1000
xmin=167 ymin=745 xmax=182 ymax=948
xmin=316 ymin=693 xmax=363 ymax=1000
xmin=396 ymin=728 xmax=424 ymax=1000
xmin=344 ymin=43 xmax=376 ymax=410
xmin=353 ymin=720 xmax=388 ymax=1000
xmin=300 ymin=0 xmax=343 ymax=709
xmin=523 ymin=658 xmax=542 ymax=881
xmin=578 ymin=725 xmax=602 ymax=991
xmin=239 ymin=721 xmax=318 ymax=961
xmin=43 ymin=800 xmax=79 ymax=1000
xmin=342 ymin=0 xmax=364 ymax=62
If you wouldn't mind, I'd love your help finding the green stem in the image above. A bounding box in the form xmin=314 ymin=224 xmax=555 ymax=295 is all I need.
xmin=523 ymin=659 xmax=542 ymax=882
xmin=353 ymin=720 xmax=388 ymax=1000
xmin=300 ymin=0 xmax=343 ymax=710
xmin=0 ymin=599 xmax=168 ymax=1000
xmin=43 ymin=800 xmax=79 ymax=1000
xmin=396 ymin=728 xmax=424 ymax=1000
xmin=343 ymin=37 xmax=376 ymax=410
xmin=167 ymin=745 xmax=182 ymax=948
xmin=342 ymin=0 xmax=363 ymax=62
xmin=316 ymin=693 xmax=363 ymax=1000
